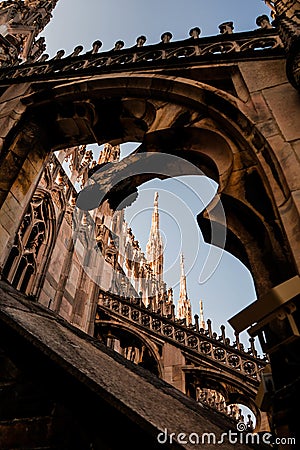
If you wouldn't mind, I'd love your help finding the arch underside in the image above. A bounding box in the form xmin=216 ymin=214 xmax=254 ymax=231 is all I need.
xmin=94 ymin=319 xmax=162 ymax=377
xmin=184 ymin=366 xmax=261 ymax=415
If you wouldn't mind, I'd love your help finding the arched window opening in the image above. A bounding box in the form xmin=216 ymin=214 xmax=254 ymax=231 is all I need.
xmin=2 ymin=191 xmax=55 ymax=297
xmin=95 ymin=320 xmax=160 ymax=377
xmin=20 ymin=260 xmax=35 ymax=293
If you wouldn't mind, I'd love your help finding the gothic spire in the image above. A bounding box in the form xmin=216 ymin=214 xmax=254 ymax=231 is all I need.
xmin=177 ymin=253 xmax=192 ymax=325
xmin=146 ymin=192 xmax=163 ymax=283
xmin=0 ymin=0 xmax=60 ymax=66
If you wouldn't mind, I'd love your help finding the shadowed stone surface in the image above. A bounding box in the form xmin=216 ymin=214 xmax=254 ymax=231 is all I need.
xmin=0 ymin=281 xmax=260 ymax=450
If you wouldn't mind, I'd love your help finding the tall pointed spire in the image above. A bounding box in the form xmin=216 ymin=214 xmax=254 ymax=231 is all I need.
xmin=180 ymin=253 xmax=188 ymax=300
xmin=146 ymin=192 xmax=163 ymax=283
xmin=177 ymin=253 xmax=192 ymax=325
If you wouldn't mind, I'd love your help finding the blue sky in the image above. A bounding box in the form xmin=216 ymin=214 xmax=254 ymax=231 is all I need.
xmin=45 ymin=0 xmax=272 ymax=348
xmin=44 ymin=0 xmax=271 ymax=56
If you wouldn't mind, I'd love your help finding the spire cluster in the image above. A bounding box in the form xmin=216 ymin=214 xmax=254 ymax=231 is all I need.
xmin=58 ymin=141 xmax=204 ymax=327
xmin=0 ymin=0 xmax=59 ymax=66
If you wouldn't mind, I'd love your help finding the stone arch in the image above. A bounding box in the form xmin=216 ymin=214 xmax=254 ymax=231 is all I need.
xmin=140 ymin=126 xmax=234 ymax=191
xmin=0 ymin=73 xmax=298 ymax=296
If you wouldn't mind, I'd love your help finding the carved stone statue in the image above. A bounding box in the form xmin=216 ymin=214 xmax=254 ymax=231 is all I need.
xmin=27 ymin=36 xmax=46 ymax=62
xmin=264 ymin=1 xmax=276 ymax=19
xmin=0 ymin=0 xmax=59 ymax=65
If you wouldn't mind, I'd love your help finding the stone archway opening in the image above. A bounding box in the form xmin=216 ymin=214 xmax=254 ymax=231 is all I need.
xmin=2 ymin=75 xmax=295 ymax=441
xmin=0 ymin=74 xmax=297 ymax=315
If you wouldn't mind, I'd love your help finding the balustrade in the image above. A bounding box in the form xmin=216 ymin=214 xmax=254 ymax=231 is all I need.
xmin=98 ymin=293 xmax=268 ymax=383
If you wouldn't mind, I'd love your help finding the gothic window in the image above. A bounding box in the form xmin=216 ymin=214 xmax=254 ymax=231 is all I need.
xmin=2 ymin=191 xmax=55 ymax=296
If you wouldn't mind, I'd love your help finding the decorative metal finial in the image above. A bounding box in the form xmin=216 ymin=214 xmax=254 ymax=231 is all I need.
xmin=69 ymin=45 xmax=83 ymax=58
xmin=91 ymin=40 xmax=102 ymax=54
xmin=53 ymin=49 xmax=65 ymax=60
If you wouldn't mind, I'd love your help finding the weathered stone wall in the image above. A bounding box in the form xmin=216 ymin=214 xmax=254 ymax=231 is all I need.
xmin=36 ymin=161 xmax=100 ymax=332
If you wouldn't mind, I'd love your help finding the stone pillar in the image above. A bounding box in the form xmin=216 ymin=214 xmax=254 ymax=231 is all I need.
xmin=161 ymin=342 xmax=186 ymax=392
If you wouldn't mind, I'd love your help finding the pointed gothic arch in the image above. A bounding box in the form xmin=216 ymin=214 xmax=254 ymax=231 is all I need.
xmin=2 ymin=188 xmax=56 ymax=297
xmin=0 ymin=73 xmax=298 ymax=298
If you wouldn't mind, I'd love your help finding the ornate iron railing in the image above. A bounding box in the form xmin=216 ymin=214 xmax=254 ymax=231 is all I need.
xmin=98 ymin=293 xmax=268 ymax=384
xmin=0 ymin=29 xmax=284 ymax=84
